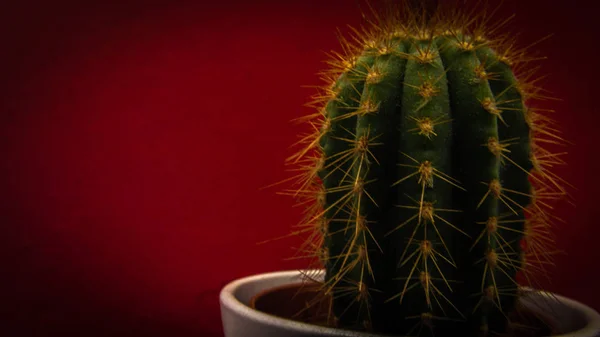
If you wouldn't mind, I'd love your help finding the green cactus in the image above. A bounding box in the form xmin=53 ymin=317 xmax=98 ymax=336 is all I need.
xmin=283 ymin=2 xmax=568 ymax=336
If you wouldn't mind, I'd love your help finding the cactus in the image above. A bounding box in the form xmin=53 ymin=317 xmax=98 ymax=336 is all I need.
xmin=281 ymin=1 xmax=569 ymax=336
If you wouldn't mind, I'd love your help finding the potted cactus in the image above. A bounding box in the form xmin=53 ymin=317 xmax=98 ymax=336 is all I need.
xmin=220 ymin=1 xmax=600 ymax=336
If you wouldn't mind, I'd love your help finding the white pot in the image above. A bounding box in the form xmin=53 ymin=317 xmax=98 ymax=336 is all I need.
xmin=219 ymin=269 xmax=600 ymax=337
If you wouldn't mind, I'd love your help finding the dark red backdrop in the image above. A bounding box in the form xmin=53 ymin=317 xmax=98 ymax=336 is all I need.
xmin=1 ymin=0 xmax=598 ymax=336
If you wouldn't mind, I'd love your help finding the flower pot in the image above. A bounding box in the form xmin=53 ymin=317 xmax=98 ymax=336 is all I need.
xmin=219 ymin=269 xmax=600 ymax=337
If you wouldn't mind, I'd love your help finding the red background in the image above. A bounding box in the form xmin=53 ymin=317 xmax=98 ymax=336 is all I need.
xmin=1 ymin=0 xmax=598 ymax=336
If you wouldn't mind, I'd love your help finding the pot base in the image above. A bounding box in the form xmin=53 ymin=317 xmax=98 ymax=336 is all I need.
xmin=221 ymin=270 xmax=600 ymax=337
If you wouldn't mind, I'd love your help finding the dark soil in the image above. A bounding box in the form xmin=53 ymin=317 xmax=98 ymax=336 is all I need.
xmin=250 ymin=282 xmax=557 ymax=337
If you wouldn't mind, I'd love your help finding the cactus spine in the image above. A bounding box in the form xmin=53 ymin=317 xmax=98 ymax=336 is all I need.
xmin=284 ymin=2 xmax=567 ymax=336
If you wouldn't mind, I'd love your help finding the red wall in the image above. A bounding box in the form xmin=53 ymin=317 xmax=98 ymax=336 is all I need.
xmin=1 ymin=1 xmax=598 ymax=336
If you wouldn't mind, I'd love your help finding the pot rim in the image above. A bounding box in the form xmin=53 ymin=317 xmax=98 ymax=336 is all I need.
xmin=220 ymin=269 xmax=600 ymax=337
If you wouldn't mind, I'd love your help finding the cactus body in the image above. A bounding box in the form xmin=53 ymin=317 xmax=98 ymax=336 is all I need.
xmin=286 ymin=5 xmax=565 ymax=337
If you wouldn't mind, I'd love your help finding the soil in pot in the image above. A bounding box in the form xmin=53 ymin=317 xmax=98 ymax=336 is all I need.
xmin=250 ymin=281 xmax=558 ymax=337
xmin=250 ymin=281 xmax=331 ymax=327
